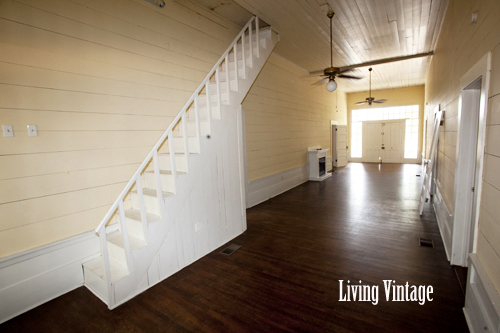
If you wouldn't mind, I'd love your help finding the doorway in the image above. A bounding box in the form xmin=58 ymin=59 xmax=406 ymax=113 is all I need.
xmin=332 ymin=125 xmax=348 ymax=167
xmin=362 ymin=120 xmax=405 ymax=163
xmin=450 ymin=53 xmax=491 ymax=266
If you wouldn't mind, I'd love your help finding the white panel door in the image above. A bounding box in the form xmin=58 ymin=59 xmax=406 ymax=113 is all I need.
xmin=335 ymin=125 xmax=348 ymax=167
xmin=363 ymin=122 xmax=383 ymax=162
xmin=381 ymin=121 xmax=404 ymax=163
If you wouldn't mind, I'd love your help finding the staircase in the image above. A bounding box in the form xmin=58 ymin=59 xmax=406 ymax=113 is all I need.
xmin=82 ymin=16 xmax=279 ymax=309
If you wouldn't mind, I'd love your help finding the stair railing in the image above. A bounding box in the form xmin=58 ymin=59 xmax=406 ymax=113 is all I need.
xmin=94 ymin=15 xmax=261 ymax=307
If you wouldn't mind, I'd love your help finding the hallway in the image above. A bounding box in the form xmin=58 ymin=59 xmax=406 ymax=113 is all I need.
xmin=1 ymin=163 xmax=469 ymax=332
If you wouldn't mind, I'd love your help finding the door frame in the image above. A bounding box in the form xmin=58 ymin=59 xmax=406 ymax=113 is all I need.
xmin=361 ymin=119 xmax=405 ymax=163
xmin=451 ymin=52 xmax=491 ymax=266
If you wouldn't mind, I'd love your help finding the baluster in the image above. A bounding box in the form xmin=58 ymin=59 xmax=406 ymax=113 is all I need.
xmin=225 ymin=55 xmax=230 ymax=92
xmin=118 ymin=200 xmax=134 ymax=270
xmin=166 ymin=130 xmax=177 ymax=195
xmin=205 ymin=82 xmax=213 ymax=134
xmin=181 ymin=112 xmax=189 ymax=158
xmin=249 ymin=20 xmax=253 ymax=68
xmin=216 ymin=67 xmax=222 ymax=107
xmin=242 ymin=30 xmax=246 ymax=78
xmin=194 ymin=95 xmax=201 ymax=146
xmin=153 ymin=150 xmax=168 ymax=218
xmin=135 ymin=174 xmax=148 ymax=241
xmin=255 ymin=16 xmax=260 ymax=58
xmin=233 ymin=44 xmax=239 ymax=91
xmin=99 ymin=230 xmax=114 ymax=308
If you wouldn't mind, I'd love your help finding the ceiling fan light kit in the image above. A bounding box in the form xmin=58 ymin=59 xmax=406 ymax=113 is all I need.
xmin=326 ymin=79 xmax=337 ymax=92
xmin=311 ymin=11 xmax=362 ymax=92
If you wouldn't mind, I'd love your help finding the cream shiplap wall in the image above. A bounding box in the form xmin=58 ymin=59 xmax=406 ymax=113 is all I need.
xmin=346 ymin=86 xmax=425 ymax=156
xmin=424 ymin=0 xmax=500 ymax=292
xmin=0 ymin=0 xmax=241 ymax=257
xmin=243 ymin=54 xmax=347 ymax=182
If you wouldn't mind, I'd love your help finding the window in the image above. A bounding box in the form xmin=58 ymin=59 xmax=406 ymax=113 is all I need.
xmin=351 ymin=105 xmax=419 ymax=159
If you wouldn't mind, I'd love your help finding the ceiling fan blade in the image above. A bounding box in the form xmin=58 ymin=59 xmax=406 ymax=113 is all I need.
xmin=372 ymin=99 xmax=387 ymax=103
xmin=310 ymin=70 xmax=326 ymax=76
xmin=338 ymin=68 xmax=355 ymax=74
xmin=311 ymin=77 xmax=329 ymax=86
xmin=355 ymin=101 xmax=368 ymax=105
xmin=337 ymin=74 xmax=362 ymax=79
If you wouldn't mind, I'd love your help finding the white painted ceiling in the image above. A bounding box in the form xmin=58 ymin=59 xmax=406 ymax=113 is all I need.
xmin=192 ymin=0 xmax=449 ymax=93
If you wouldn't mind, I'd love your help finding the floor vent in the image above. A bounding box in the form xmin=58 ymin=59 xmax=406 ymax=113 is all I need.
xmin=220 ymin=243 xmax=241 ymax=255
xmin=419 ymin=238 xmax=434 ymax=248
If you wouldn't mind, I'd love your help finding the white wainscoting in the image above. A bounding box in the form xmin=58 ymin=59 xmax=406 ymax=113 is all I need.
xmin=464 ymin=254 xmax=500 ymax=333
xmin=433 ymin=185 xmax=453 ymax=260
xmin=0 ymin=231 xmax=101 ymax=324
xmin=246 ymin=165 xmax=309 ymax=208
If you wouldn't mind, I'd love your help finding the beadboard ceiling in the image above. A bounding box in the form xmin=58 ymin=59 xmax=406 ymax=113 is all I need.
xmin=192 ymin=0 xmax=449 ymax=93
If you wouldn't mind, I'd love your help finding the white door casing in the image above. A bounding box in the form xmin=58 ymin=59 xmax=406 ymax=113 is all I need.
xmin=451 ymin=52 xmax=491 ymax=267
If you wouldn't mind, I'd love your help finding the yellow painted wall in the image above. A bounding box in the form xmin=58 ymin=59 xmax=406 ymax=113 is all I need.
xmin=346 ymin=86 xmax=425 ymax=155
xmin=425 ymin=0 xmax=500 ymax=292
xmin=243 ymin=54 xmax=347 ymax=182
xmin=0 ymin=0 xmax=241 ymax=257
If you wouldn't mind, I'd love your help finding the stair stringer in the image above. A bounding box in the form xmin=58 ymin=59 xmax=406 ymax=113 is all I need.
xmin=104 ymin=28 xmax=279 ymax=308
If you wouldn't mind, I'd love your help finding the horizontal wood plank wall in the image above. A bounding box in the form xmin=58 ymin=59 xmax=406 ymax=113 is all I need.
xmin=242 ymin=54 xmax=347 ymax=182
xmin=425 ymin=0 xmax=500 ymax=292
xmin=0 ymin=0 xmax=240 ymax=257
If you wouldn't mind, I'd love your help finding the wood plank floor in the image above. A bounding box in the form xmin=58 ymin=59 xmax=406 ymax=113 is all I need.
xmin=1 ymin=163 xmax=469 ymax=332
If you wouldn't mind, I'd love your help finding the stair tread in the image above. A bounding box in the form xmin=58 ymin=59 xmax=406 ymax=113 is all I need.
xmin=107 ymin=230 xmax=146 ymax=251
xmin=133 ymin=188 xmax=174 ymax=198
xmin=125 ymin=208 xmax=160 ymax=223
xmin=84 ymin=256 xmax=129 ymax=283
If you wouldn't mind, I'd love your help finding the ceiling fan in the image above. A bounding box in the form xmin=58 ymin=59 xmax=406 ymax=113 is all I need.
xmin=311 ymin=11 xmax=362 ymax=92
xmin=355 ymin=67 xmax=387 ymax=106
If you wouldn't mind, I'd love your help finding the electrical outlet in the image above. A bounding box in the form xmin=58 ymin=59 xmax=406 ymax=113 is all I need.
xmin=2 ymin=125 xmax=14 ymax=137
xmin=27 ymin=125 xmax=38 ymax=137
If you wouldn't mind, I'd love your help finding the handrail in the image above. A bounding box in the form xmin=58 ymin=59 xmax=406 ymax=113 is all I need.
xmin=95 ymin=16 xmax=259 ymax=234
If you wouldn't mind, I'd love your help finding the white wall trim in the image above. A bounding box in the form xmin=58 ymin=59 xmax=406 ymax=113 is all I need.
xmin=464 ymin=254 xmax=500 ymax=333
xmin=433 ymin=184 xmax=453 ymax=260
xmin=246 ymin=165 xmax=309 ymax=208
xmin=0 ymin=231 xmax=101 ymax=324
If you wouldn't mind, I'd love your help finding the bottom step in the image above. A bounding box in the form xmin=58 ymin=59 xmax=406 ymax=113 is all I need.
xmin=83 ymin=256 xmax=129 ymax=303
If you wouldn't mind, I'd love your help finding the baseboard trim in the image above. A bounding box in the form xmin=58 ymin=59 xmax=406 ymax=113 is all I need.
xmin=464 ymin=254 xmax=500 ymax=333
xmin=246 ymin=165 xmax=309 ymax=208
xmin=433 ymin=185 xmax=453 ymax=261
xmin=0 ymin=231 xmax=101 ymax=324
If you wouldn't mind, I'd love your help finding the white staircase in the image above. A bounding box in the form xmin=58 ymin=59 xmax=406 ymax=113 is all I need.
xmin=82 ymin=17 xmax=278 ymax=309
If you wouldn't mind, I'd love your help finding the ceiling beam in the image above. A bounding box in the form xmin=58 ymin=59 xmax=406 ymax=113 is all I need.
xmin=309 ymin=52 xmax=434 ymax=75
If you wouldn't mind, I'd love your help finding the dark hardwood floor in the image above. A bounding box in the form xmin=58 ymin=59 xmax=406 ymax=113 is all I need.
xmin=1 ymin=163 xmax=469 ymax=332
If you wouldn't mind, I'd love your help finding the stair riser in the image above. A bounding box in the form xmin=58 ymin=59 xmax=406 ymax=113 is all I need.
xmin=189 ymin=105 xmax=221 ymax=120
xmin=116 ymin=216 xmax=145 ymax=241
xmin=144 ymin=172 xmax=175 ymax=193
xmin=131 ymin=192 xmax=161 ymax=216
xmin=179 ymin=121 xmax=210 ymax=137
xmin=173 ymin=136 xmax=200 ymax=154
xmin=107 ymin=241 xmax=128 ymax=268
xmin=158 ymin=154 xmax=188 ymax=172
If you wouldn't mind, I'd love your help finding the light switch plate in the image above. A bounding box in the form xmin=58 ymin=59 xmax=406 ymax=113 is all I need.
xmin=27 ymin=124 xmax=38 ymax=137
xmin=2 ymin=125 xmax=14 ymax=137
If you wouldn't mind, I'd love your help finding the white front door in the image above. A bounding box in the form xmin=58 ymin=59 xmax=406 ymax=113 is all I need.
xmin=363 ymin=122 xmax=383 ymax=162
xmin=381 ymin=121 xmax=404 ymax=163
xmin=362 ymin=120 xmax=405 ymax=163
xmin=335 ymin=125 xmax=348 ymax=167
